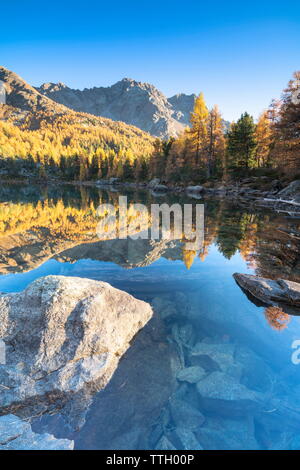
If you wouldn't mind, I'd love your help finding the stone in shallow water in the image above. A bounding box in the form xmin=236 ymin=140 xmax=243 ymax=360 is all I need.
xmin=196 ymin=371 xmax=263 ymax=416
xmin=105 ymin=429 xmax=141 ymax=450
xmin=172 ymin=323 xmax=195 ymax=348
xmin=176 ymin=366 xmax=206 ymax=383
xmin=195 ymin=416 xmax=259 ymax=450
xmin=0 ymin=414 xmax=73 ymax=450
xmin=169 ymin=398 xmax=205 ymax=430
xmin=233 ymin=273 xmax=300 ymax=307
xmin=174 ymin=427 xmax=203 ymax=450
xmin=0 ymin=414 xmax=30 ymax=444
xmin=0 ymin=275 xmax=152 ymax=421
xmin=196 ymin=371 xmax=257 ymax=402
xmin=152 ymin=296 xmax=178 ymax=319
xmin=155 ymin=435 xmax=176 ymax=450
xmin=191 ymin=342 xmax=236 ymax=373
xmin=235 ymin=346 xmax=274 ymax=393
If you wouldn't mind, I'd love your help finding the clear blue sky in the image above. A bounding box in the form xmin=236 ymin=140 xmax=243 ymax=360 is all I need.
xmin=1 ymin=0 xmax=300 ymax=121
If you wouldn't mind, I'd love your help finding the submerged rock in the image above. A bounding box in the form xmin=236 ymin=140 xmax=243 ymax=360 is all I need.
xmin=169 ymin=397 xmax=205 ymax=430
xmin=233 ymin=273 xmax=300 ymax=307
xmin=191 ymin=342 xmax=236 ymax=373
xmin=196 ymin=371 xmax=263 ymax=415
xmin=173 ymin=427 xmax=203 ymax=450
xmin=0 ymin=414 xmax=73 ymax=450
xmin=196 ymin=371 xmax=257 ymax=402
xmin=155 ymin=435 xmax=176 ymax=450
xmin=0 ymin=275 xmax=152 ymax=415
xmin=195 ymin=416 xmax=260 ymax=450
xmin=176 ymin=366 xmax=206 ymax=384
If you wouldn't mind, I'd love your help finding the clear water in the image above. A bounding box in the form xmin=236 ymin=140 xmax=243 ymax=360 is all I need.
xmin=0 ymin=183 xmax=300 ymax=450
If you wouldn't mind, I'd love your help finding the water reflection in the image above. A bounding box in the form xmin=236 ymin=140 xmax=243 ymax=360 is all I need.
xmin=0 ymin=183 xmax=300 ymax=450
xmin=0 ymin=183 xmax=299 ymax=281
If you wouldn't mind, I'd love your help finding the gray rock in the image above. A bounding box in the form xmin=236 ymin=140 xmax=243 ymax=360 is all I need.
xmin=235 ymin=346 xmax=274 ymax=393
xmin=196 ymin=371 xmax=263 ymax=416
xmin=0 ymin=414 xmax=73 ymax=450
xmin=152 ymin=296 xmax=178 ymax=319
xmin=148 ymin=178 xmax=160 ymax=189
xmin=106 ymin=429 xmax=141 ymax=450
xmin=152 ymin=184 xmax=169 ymax=192
xmin=155 ymin=435 xmax=176 ymax=450
xmin=169 ymin=398 xmax=205 ymax=430
xmin=196 ymin=416 xmax=259 ymax=450
xmin=109 ymin=177 xmax=120 ymax=185
xmin=191 ymin=342 xmax=236 ymax=373
xmin=186 ymin=186 xmax=203 ymax=194
xmin=196 ymin=371 xmax=258 ymax=402
xmin=277 ymin=180 xmax=300 ymax=203
xmin=0 ymin=275 xmax=152 ymax=414
xmin=177 ymin=366 xmax=206 ymax=384
xmin=233 ymin=273 xmax=300 ymax=307
xmin=95 ymin=179 xmax=110 ymax=186
xmin=174 ymin=427 xmax=203 ymax=450
xmin=0 ymin=414 xmax=30 ymax=444
xmin=172 ymin=323 xmax=195 ymax=348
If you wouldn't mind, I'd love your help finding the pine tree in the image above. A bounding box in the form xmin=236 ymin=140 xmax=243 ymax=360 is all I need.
xmin=227 ymin=113 xmax=257 ymax=169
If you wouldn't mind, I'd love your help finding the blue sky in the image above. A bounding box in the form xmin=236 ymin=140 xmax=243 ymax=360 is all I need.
xmin=1 ymin=0 xmax=300 ymax=121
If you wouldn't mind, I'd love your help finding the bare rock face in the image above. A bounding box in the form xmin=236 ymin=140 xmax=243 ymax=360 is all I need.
xmin=0 ymin=66 xmax=67 ymax=114
xmin=168 ymin=93 xmax=196 ymax=125
xmin=0 ymin=275 xmax=152 ymax=414
xmin=37 ymin=78 xmax=188 ymax=138
xmin=233 ymin=273 xmax=300 ymax=307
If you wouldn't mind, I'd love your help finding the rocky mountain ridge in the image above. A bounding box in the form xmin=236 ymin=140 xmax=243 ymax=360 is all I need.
xmin=0 ymin=66 xmax=67 ymax=115
xmin=36 ymin=77 xmax=196 ymax=138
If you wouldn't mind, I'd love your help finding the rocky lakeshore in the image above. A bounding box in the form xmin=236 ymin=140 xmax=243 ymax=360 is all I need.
xmin=94 ymin=178 xmax=300 ymax=215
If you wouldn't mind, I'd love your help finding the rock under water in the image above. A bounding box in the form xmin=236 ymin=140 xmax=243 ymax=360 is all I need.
xmin=0 ymin=414 xmax=73 ymax=450
xmin=0 ymin=275 xmax=153 ymax=418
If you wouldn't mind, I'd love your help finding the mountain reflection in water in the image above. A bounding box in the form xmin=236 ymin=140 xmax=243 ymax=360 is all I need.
xmin=0 ymin=182 xmax=300 ymax=450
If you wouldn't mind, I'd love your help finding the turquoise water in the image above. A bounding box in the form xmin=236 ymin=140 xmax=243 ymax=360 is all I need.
xmin=0 ymin=183 xmax=300 ymax=450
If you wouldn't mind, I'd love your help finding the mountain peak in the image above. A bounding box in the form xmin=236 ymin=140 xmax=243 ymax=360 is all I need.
xmin=0 ymin=65 xmax=67 ymax=114
xmin=39 ymin=82 xmax=68 ymax=92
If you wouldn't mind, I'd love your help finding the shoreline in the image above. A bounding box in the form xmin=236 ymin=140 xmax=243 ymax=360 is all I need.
xmin=0 ymin=177 xmax=299 ymax=215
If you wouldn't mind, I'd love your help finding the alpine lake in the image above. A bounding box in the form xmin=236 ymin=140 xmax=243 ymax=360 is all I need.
xmin=0 ymin=182 xmax=299 ymax=450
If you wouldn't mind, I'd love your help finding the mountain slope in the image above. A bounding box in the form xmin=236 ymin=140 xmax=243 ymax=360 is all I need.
xmin=37 ymin=78 xmax=187 ymax=138
xmin=0 ymin=66 xmax=67 ymax=114
xmin=168 ymin=93 xmax=197 ymax=126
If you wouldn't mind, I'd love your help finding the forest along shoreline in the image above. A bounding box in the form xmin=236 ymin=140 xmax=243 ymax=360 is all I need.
xmin=1 ymin=176 xmax=299 ymax=215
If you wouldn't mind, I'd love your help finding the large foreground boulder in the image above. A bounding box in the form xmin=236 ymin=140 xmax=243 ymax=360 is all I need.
xmin=0 ymin=414 xmax=73 ymax=450
xmin=233 ymin=273 xmax=300 ymax=308
xmin=0 ymin=275 xmax=152 ymax=414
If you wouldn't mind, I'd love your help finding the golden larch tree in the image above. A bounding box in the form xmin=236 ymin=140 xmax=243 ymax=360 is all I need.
xmin=190 ymin=92 xmax=209 ymax=165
